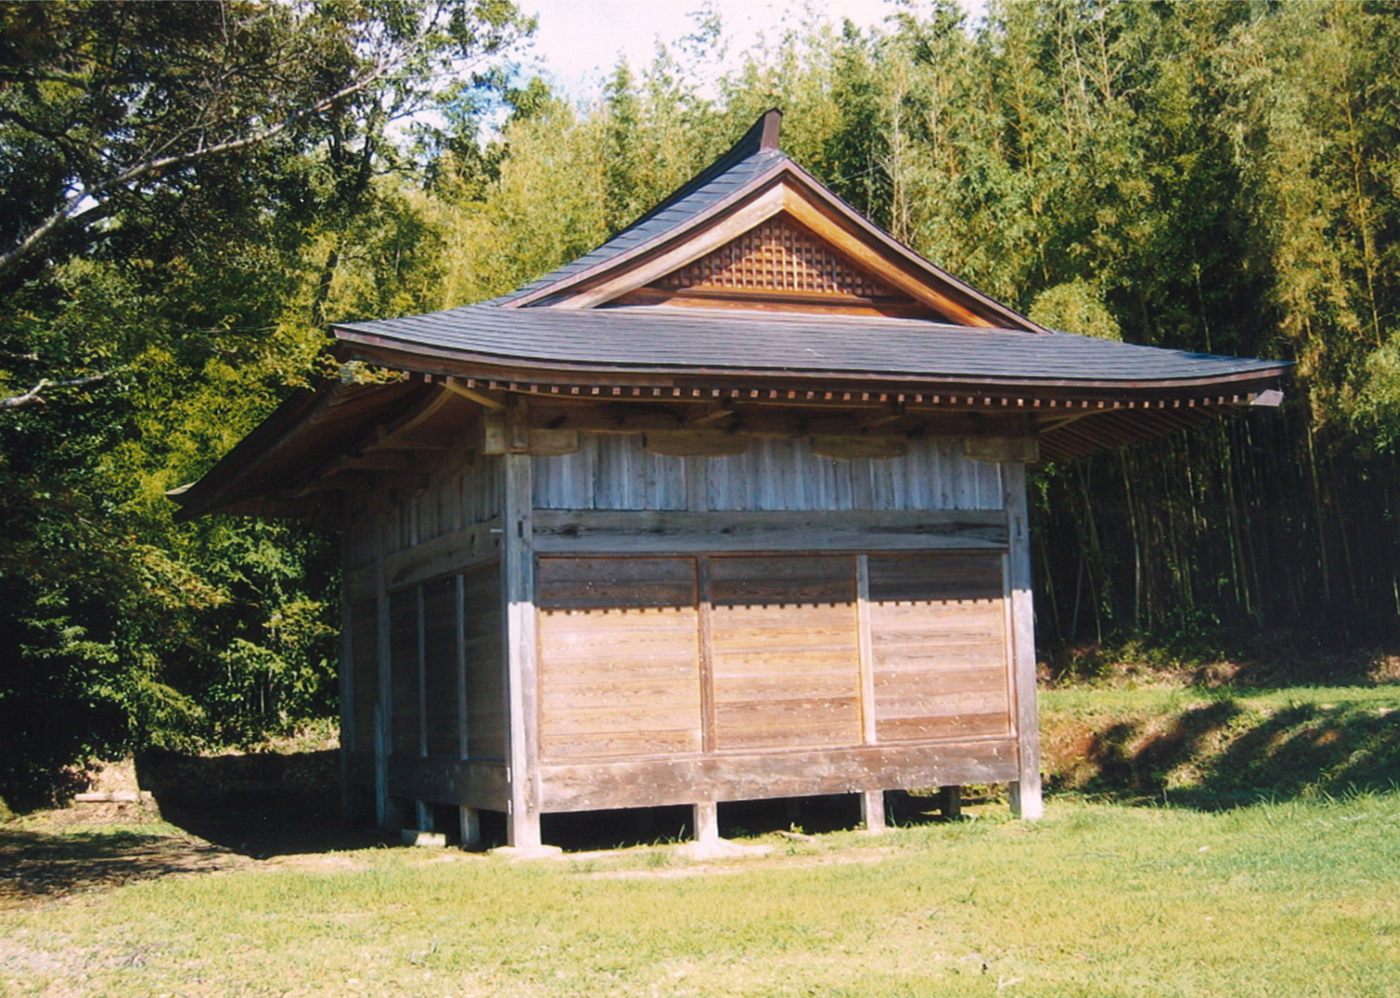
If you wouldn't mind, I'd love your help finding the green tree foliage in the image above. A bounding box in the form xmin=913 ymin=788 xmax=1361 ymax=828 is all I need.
xmin=0 ymin=0 xmax=531 ymax=807
xmin=3 ymin=0 xmax=1398 ymax=807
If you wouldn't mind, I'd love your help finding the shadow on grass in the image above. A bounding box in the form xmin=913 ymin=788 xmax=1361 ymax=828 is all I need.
xmin=0 ymin=823 xmax=238 ymax=908
xmin=134 ymin=749 xmax=383 ymax=859
xmin=1048 ymin=694 xmax=1400 ymax=810
xmin=541 ymin=789 xmax=959 ymax=852
xmin=133 ymin=748 xmax=965 ymax=857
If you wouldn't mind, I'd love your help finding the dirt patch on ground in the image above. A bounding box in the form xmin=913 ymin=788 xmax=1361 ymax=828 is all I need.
xmin=585 ymin=845 xmax=896 ymax=880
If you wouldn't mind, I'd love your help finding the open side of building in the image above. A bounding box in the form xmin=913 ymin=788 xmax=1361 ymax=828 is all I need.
xmin=173 ymin=110 xmax=1290 ymax=850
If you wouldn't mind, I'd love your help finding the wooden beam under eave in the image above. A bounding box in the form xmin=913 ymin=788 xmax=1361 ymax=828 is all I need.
xmin=443 ymin=378 xmax=506 ymax=411
xmin=370 ymin=425 xmax=449 ymax=451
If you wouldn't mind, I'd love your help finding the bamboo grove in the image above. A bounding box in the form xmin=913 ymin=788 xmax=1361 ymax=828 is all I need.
xmin=1 ymin=0 xmax=1396 ymax=804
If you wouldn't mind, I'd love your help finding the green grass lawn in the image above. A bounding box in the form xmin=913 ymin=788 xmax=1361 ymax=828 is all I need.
xmin=2 ymin=681 xmax=1397 ymax=997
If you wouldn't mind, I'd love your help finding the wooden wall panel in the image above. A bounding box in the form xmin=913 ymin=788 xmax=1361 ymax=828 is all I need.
xmin=867 ymin=553 xmax=1011 ymax=742
xmin=536 ymin=557 xmax=702 ymax=761
xmin=421 ymin=577 xmax=459 ymax=758
xmin=462 ymin=561 xmax=505 ymax=760
xmin=388 ymin=588 xmax=421 ymax=756
xmin=349 ymin=599 xmax=378 ymax=754
xmin=708 ymin=555 xmax=862 ymax=751
xmin=533 ymin=435 xmax=686 ymax=511
xmin=532 ymin=434 xmax=1002 ymax=513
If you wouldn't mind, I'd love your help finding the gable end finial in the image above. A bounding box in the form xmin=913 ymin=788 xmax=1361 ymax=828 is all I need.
xmin=759 ymin=108 xmax=782 ymax=151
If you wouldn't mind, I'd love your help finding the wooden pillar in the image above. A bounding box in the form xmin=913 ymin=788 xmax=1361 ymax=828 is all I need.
xmin=502 ymin=399 xmax=542 ymax=848
xmin=455 ymin=574 xmax=481 ymax=848
xmin=414 ymin=584 xmax=429 ymax=827
xmin=861 ymin=790 xmax=886 ymax=834
xmin=460 ymin=805 xmax=481 ymax=848
xmin=338 ymin=535 xmax=355 ymax=819
xmin=373 ymin=513 xmax=392 ymax=830
xmin=939 ymin=785 xmax=962 ymax=820
xmin=693 ymin=801 xmax=719 ymax=844
xmin=1003 ymin=462 xmax=1043 ymax=820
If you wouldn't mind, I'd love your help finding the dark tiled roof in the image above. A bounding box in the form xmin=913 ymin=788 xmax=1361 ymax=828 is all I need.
xmin=334 ymin=305 xmax=1288 ymax=386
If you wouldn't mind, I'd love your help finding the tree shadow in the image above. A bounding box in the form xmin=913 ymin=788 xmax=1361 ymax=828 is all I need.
xmin=0 ymin=823 xmax=239 ymax=908
xmin=134 ymin=749 xmax=383 ymax=859
xmin=1047 ymin=694 xmax=1399 ymax=810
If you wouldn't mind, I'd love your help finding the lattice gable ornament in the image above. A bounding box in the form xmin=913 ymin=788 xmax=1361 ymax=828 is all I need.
xmin=616 ymin=212 xmax=927 ymax=317
xmin=658 ymin=215 xmax=897 ymax=298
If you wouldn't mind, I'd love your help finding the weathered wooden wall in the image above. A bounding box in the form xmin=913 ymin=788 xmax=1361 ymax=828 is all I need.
xmin=341 ymin=450 xmax=507 ymax=818
xmin=532 ymin=434 xmax=1002 ymax=512
xmin=339 ymin=424 xmax=1037 ymax=833
xmin=525 ymin=432 xmax=1021 ymax=814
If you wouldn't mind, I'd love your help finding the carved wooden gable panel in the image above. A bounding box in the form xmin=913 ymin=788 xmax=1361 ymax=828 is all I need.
xmin=659 ymin=215 xmax=896 ymax=297
xmin=625 ymin=213 xmax=926 ymax=316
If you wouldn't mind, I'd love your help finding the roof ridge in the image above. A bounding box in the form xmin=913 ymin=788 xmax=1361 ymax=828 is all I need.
xmin=491 ymin=110 xmax=787 ymax=307
xmin=608 ymin=108 xmax=784 ymax=240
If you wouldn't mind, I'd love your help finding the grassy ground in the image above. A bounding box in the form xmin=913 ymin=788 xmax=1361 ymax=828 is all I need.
xmin=1 ymin=680 xmax=1397 ymax=997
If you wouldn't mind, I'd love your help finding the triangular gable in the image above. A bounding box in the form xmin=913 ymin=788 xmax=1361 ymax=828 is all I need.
xmin=506 ymin=109 xmax=1045 ymax=332
xmin=613 ymin=214 xmax=926 ymax=318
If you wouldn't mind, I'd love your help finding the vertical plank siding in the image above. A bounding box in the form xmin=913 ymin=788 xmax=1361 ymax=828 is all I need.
xmin=349 ymin=600 xmax=378 ymax=754
xmin=421 ymin=577 xmax=459 ymax=757
xmin=533 ymin=434 xmax=1003 ymax=512
xmin=388 ymin=588 xmax=420 ymax=757
xmin=463 ymin=561 xmax=506 ymax=760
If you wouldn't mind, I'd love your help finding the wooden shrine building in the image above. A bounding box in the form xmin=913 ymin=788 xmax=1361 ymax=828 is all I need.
xmin=174 ymin=110 xmax=1289 ymax=851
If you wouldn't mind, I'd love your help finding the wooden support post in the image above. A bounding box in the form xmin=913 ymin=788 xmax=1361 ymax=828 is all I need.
xmin=460 ymin=806 xmax=481 ymax=848
xmin=338 ymin=535 xmax=354 ymax=820
xmin=415 ymin=800 xmax=434 ymax=833
xmin=939 ymin=785 xmax=962 ymax=821
xmin=373 ymin=514 xmax=392 ymax=830
xmin=456 ymin=572 xmax=470 ymax=758
xmin=693 ymin=801 xmax=720 ymax=845
xmin=855 ymin=554 xmax=877 ymax=746
xmin=416 ymin=583 xmax=427 ymax=758
xmin=1003 ymin=462 xmax=1043 ymax=820
xmin=696 ymin=557 xmax=716 ymax=754
xmin=861 ymin=790 xmax=886 ymax=834
xmin=502 ymin=398 xmax=543 ymax=849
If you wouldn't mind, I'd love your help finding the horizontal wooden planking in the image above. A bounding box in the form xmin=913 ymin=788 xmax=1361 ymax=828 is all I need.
xmin=866 ymin=552 xmax=1012 ymax=744
xmin=531 ymin=433 xmax=1004 ymax=513
xmin=385 ymin=755 xmax=509 ymax=811
xmin=873 ymin=688 xmax=1009 ymax=718
xmin=388 ymin=588 xmax=420 ymax=757
xmin=873 ymin=667 xmax=1008 ymax=695
xmin=462 ymin=561 xmax=506 ymax=760
xmin=532 ymin=509 xmax=1008 ymax=555
xmin=537 ymin=593 xmax=702 ymax=761
xmin=876 ymin=713 xmax=1011 ymax=742
xmin=536 ymin=555 xmax=695 ymax=610
xmin=541 ymin=730 xmax=700 ymax=761
xmin=708 ymin=552 xmax=853 ymax=605
xmin=867 ymin=551 xmax=1004 ymax=602
xmin=349 ymin=600 xmax=378 ymax=754
xmin=421 ymin=577 xmax=459 ymax=758
xmin=709 ymin=554 xmax=861 ymax=751
xmin=538 ymin=738 xmax=1020 ymax=812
